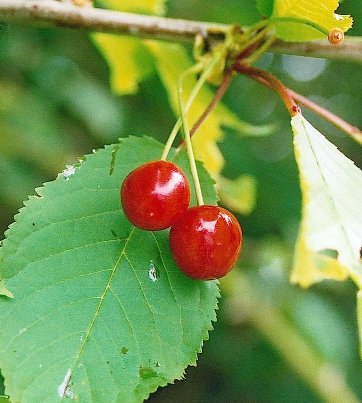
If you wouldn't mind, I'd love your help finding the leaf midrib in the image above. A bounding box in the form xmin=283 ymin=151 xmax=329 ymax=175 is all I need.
xmin=60 ymin=226 xmax=136 ymax=400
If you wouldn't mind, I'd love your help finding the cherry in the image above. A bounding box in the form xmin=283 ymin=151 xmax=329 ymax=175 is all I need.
xmin=121 ymin=160 xmax=190 ymax=231
xmin=169 ymin=205 xmax=242 ymax=280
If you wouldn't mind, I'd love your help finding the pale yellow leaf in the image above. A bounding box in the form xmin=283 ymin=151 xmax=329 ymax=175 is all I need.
xmin=291 ymin=113 xmax=362 ymax=288
xmin=92 ymin=34 xmax=154 ymax=94
xmin=92 ymin=0 xmax=165 ymax=94
xmin=99 ymin=0 xmax=165 ymax=14
xmin=271 ymin=0 xmax=353 ymax=41
xmin=292 ymin=234 xmax=349 ymax=287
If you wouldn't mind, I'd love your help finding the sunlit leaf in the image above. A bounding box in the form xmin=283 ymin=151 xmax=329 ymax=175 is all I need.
xmin=99 ymin=0 xmax=165 ymax=14
xmin=92 ymin=34 xmax=155 ymax=95
xmin=92 ymin=0 xmax=165 ymax=95
xmin=270 ymin=0 xmax=353 ymax=41
xmin=0 ymin=137 xmax=219 ymax=402
xmin=218 ymin=175 xmax=257 ymax=215
xmin=290 ymin=113 xmax=362 ymax=287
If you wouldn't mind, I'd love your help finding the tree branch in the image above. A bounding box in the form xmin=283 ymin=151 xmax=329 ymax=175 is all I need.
xmin=0 ymin=0 xmax=227 ymax=43
xmin=271 ymin=37 xmax=362 ymax=65
xmin=1 ymin=0 xmax=362 ymax=64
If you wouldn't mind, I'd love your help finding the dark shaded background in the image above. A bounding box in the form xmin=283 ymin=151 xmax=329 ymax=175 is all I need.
xmin=0 ymin=0 xmax=361 ymax=401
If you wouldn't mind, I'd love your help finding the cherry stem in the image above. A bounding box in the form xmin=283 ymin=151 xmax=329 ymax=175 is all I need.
xmin=176 ymin=69 xmax=234 ymax=153
xmin=175 ymin=28 xmax=273 ymax=149
xmin=286 ymin=88 xmax=362 ymax=145
xmin=161 ymin=56 xmax=221 ymax=161
xmin=175 ymin=28 xmax=275 ymax=148
xmin=233 ymin=62 xmax=299 ymax=116
xmin=160 ymin=63 xmax=202 ymax=161
xmin=178 ymin=78 xmax=205 ymax=206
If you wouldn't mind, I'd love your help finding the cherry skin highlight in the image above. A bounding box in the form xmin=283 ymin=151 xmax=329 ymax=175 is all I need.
xmin=121 ymin=160 xmax=190 ymax=231
xmin=169 ymin=205 xmax=242 ymax=280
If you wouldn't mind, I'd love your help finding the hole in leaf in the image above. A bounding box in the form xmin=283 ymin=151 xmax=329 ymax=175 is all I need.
xmin=148 ymin=260 xmax=159 ymax=282
xmin=62 ymin=165 xmax=76 ymax=181
xmin=57 ymin=368 xmax=74 ymax=399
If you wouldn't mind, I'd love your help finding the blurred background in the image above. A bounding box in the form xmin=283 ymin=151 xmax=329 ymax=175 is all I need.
xmin=0 ymin=0 xmax=361 ymax=401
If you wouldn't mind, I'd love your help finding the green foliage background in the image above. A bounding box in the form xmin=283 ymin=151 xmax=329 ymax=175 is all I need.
xmin=0 ymin=0 xmax=361 ymax=401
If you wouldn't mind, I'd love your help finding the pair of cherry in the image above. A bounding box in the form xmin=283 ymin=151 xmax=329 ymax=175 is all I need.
xmin=121 ymin=160 xmax=242 ymax=280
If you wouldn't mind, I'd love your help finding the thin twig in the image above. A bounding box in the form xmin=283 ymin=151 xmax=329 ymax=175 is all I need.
xmin=234 ymin=65 xmax=362 ymax=144
xmin=234 ymin=63 xmax=299 ymax=116
xmin=287 ymin=88 xmax=362 ymax=145
xmin=1 ymin=1 xmax=362 ymax=63
xmin=178 ymin=79 xmax=204 ymax=206
xmin=160 ymin=63 xmax=204 ymax=161
xmin=190 ymin=70 xmax=234 ymax=137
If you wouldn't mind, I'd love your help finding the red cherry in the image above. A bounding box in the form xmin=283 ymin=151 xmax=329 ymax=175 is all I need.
xmin=121 ymin=160 xmax=190 ymax=230
xmin=169 ymin=205 xmax=242 ymax=280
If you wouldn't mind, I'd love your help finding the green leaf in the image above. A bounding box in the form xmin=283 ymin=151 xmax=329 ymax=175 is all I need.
xmin=256 ymin=0 xmax=274 ymax=17
xmin=290 ymin=113 xmax=362 ymax=288
xmin=0 ymin=136 xmax=219 ymax=402
xmin=269 ymin=0 xmax=353 ymax=41
xmin=0 ymin=396 xmax=9 ymax=403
